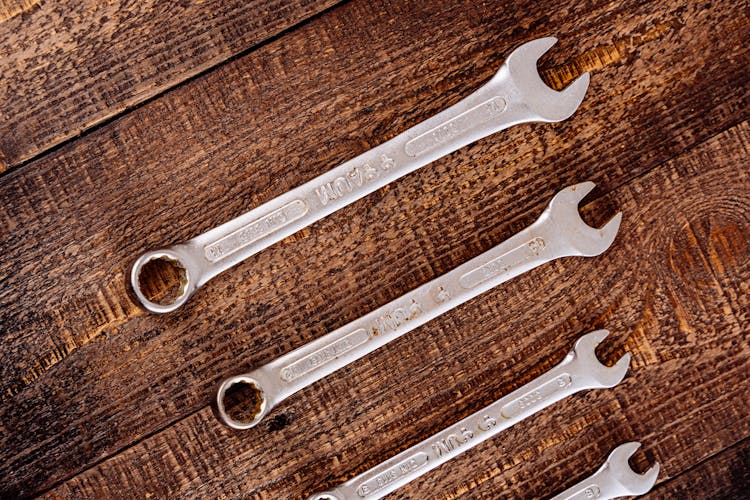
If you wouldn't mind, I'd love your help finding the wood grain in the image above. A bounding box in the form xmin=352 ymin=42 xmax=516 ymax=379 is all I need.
xmin=0 ymin=0 xmax=39 ymax=23
xmin=0 ymin=0 xmax=748 ymax=497
xmin=46 ymin=121 xmax=750 ymax=498
xmin=0 ymin=0 xmax=341 ymax=170
xmin=649 ymin=437 xmax=750 ymax=499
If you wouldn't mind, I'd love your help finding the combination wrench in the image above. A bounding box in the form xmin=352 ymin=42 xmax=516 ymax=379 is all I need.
xmin=306 ymin=330 xmax=630 ymax=500
xmin=214 ymin=182 xmax=622 ymax=429
xmin=130 ymin=37 xmax=590 ymax=313
xmin=552 ymin=442 xmax=660 ymax=500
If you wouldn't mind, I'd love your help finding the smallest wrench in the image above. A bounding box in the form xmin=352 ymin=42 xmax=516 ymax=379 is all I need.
xmin=551 ymin=442 xmax=660 ymax=500
xmin=306 ymin=330 xmax=629 ymax=500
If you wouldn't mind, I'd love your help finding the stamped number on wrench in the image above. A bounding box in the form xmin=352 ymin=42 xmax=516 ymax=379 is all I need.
xmin=130 ymin=37 xmax=591 ymax=313
xmin=213 ymin=182 xmax=622 ymax=430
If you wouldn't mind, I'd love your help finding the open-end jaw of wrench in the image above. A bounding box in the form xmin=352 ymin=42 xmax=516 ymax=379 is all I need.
xmin=306 ymin=330 xmax=630 ymax=500
xmin=213 ymin=182 xmax=621 ymax=429
xmin=131 ymin=37 xmax=590 ymax=313
xmin=552 ymin=442 xmax=660 ymax=499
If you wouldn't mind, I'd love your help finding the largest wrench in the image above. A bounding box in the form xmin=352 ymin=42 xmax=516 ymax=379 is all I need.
xmin=131 ymin=37 xmax=590 ymax=312
xmin=214 ymin=182 xmax=621 ymax=429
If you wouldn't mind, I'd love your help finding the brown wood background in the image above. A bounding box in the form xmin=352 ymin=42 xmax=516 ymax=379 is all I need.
xmin=1 ymin=0 xmax=748 ymax=498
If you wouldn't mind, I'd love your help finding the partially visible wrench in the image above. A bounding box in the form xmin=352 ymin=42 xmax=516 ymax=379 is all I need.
xmin=131 ymin=37 xmax=590 ymax=313
xmin=214 ymin=182 xmax=622 ymax=429
xmin=306 ymin=330 xmax=630 ymax=500
xmin=552 ymin=442 xmax=660 ymax=500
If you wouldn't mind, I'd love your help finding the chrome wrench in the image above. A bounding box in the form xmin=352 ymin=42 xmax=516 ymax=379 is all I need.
xmin=306 ymin=330 xmax=630 ymax=500
xmin=214 ymin=182 xmax=621 ymax=429
xmin=131 ymin=37 xmax=590 ymax=313
xmin=552 ymin=442 xmax=660 ymax=499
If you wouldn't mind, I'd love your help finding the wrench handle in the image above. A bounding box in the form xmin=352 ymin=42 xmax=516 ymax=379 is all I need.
xmin=310 ymin=340 xmax=597 ymax=500
xmin=551 ymin=476 xmax=610 ymax=500
xmin=216 ymin=211 xmax=570 ymax=429
xmin=191 ymin=72 xmax=530 ymax=280
xmin=132 ymin=70 xmax=533 ymax=312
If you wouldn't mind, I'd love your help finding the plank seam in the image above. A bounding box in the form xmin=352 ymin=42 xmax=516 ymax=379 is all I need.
xmin=29 ymin=118 xmax=750 ymax=497
xmin=0 ymin=0 xmax=354 ymax=179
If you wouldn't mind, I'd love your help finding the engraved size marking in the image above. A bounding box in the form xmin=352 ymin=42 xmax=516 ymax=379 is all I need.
xmin=372 ymin=300 xmax=423 ymax=336
xmin=568 ymin=484 xmax=602 ymax=500
xmin=356 ymin=453 xmax=429 ymax=497
xmin=583 ymin=486 xmax=602 ymax=499
xmin=431 ymin=415 xmax=497 ymax=458
xmin=204 ymin=200 xmax=308 ymax=262
xmin=459 ymin=237 xmax=545 ymax=289
xmin=500 ymin=374 xmax=572 ymax=418
xmin=405 ymin=97 xmax=507 ymax=157
xmin=315 ymin=165 xmax=377 ymax=205
xmin=528 ymin=236 xmax=546 ymax=254
xmin=314 ymin=155 xmax=396 ymax=206
xmin=280 ymin=329 xmax=370 ymax=382
xmin=434 ymin=286 xmax=451 ymax=303
xmin=380 ymin=154 xmax=395 ymax=170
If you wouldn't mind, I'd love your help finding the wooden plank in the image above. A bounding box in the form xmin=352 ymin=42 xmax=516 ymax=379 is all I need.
xmin=648 ymin=437 xmax=750 ymax=499
xmin=46 ymin=121 xmax=750 ymax=498
xmin=0 ymin=0 xmax=342 ymax=170
xmin=0 ymin=0 xmax=39 ymax=23
xmin=1 ymin=0 xmax=748 ymax=495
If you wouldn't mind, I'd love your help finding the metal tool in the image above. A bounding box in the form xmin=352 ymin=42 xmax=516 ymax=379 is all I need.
xmin=131 ymin=37 xmax=590 ymax=313
xmin=214 ymin=182 xmax=621 ymax=429
xmin=552 ymin=442 xmax=660 ymax=499
xmin=306 ymin=330 xmax=630 ymax=500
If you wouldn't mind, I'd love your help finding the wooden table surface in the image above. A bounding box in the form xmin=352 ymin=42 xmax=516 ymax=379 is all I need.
xmin=1 ymin=0 xmax=748 ymax=498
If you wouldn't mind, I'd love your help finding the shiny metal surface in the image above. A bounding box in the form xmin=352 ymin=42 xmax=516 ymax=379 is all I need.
xmin=307 ymin=330 xmax=630 ymax=500
xmin=214 ymin=182 xmax=621 ymax=429
xmin=552 ymin=442 xmax=660 ymax=500
xmin=131 ymin=37 xmax=590 ymax=313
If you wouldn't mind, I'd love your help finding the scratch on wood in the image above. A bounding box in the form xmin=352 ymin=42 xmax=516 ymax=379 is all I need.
xmin=3 ymin=274 xmax=144 ymax=402
xmin=664 ymin=285 xmax=699 ymax=358
xmin=707 ymin=220 xmax=749 ymax=276
xmin=2 ymin=0 xmax=749 ymax=496
xmin=541 ymin=20 xmax=684 ymax=89
xmin=630 ymin=289 xmax=661 ymax=367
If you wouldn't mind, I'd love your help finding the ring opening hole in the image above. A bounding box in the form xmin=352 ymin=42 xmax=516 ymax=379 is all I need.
xmin=223 ymin=380 xmax=264 ymax=424
xmin=137 ymin=256 xmax=188 ymax=306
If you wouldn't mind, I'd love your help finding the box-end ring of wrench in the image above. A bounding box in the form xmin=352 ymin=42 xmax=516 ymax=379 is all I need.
xmin=552 ymin=441 xmax=660 ymax=500
xmin=306 ymin=330 xmax=630 ymax=500
xmin=131 ymin=37 xmax=590 ymax=313
xmin=213 ymin=182 xmax=622 ymax=429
